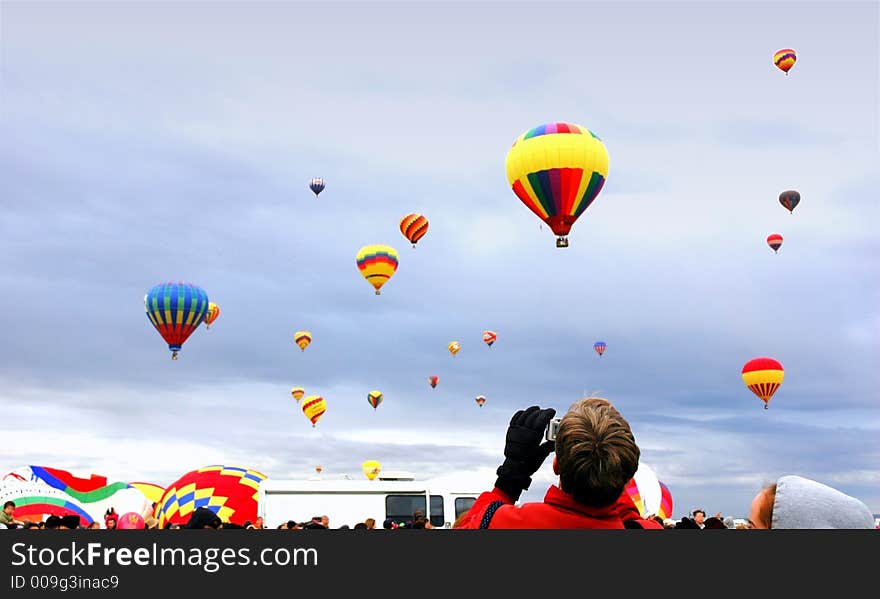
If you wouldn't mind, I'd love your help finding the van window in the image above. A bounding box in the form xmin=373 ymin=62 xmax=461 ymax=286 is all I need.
xmin=429 ymin=495 xmax=444 ymax=527
xmin=455 ymin=497 xmax=476 ymax=517
xmin=385 ymin=495 xmax=426 ymax=525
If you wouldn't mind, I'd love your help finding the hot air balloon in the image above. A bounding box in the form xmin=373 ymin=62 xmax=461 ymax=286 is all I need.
xmin=356 ymin=244 xmax=399 ymax=295
xmin=362 ymin=460 xmax=381 ymax=481
xmin=767 ymin=233 xmax=783 ymax=253
xmin=302 ymin=395 xmax=327 ymax=427
xmin=475 ymin=395 xmax=486 ymax=407
xmin=428 ymin=375 xmax=439 ymax=389
xmin=448 ymin=341 xmax=461 ymax=357
xmin=594 ymin=341 xmax=607 ymax=357
xmin=779 ymin=190 xmax=800 ymax=213
xmin=309 ymin=177 xmax=325 ymax=196
xmin=400 ymin=213 xmax=429 ymax=247
xmin=624 ymin=462 xmax=674 ymax=520
xmin=482 ymin=330 xmax=497 ymax=347
xmin=741 ymin=357 xmax=784 ymax=409
xmin=291 ymin=387 xmax=305 ymax=403
xmin=367 ymin=390 xmax=383 ymax=410
xmin=294 ymin=330 xmax=312 ymax=352
xmin=773 ymin=48 xmax=797 ymax=75
xmin=145 ymin=282 xmax=210 ymax=359
xmin=117 ymin=512 xmax=145 ymax=529
xmin=506 ymin=122 xmax=609 ymax=248
xmin=203 ymin=302 xmax=220 ymax=329
xmin=154 ymin=465 xmax=267 ymax=528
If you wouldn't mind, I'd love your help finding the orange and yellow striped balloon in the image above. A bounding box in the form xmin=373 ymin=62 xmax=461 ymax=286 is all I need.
xmin=356 ymin=244 xmax=399 ymax=295
xmin=741 ymin=357 xmax=784 ymax=409
xmin=291 ymin=387 xmax=305 ymax=402
xmin=203 ymin=302 xmax=220 ymax=329
xmin=448 ymin=341 xmax=461 ymax=356
xmin=773 ymin=48 xmax=797 ymax=74
xmin=302 ymin=395 xmax=327 ymax=427
xmin=400 ymin=213 xmax=429 ymax=247
xmin=294 ymin=330 xmax=312 ymax=351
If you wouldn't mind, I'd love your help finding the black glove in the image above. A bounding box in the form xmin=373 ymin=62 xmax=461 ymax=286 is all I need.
xmin=494 ymin=405 xmax=556 ymax=501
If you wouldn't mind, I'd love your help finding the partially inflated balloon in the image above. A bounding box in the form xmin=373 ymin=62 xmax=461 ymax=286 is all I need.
xmin=362 ymin=460 xmax=381 ymax=481
xmin=482 ymin=330 xmax=497 ymax=347
xmin=356 ymin=245 xmax=399 ymax=295
xmin=367 ymin=390 xmax=383 ymax=410
xmin=779 ymin=190 xmax=800 ymax=214
xmin=291 ymin=387 xmax=305 ymax=403
xmin=624 ymin=462 xmax=673 ymax=520
xmin=309 ymin=177 xmax=325 ymax=196
xmin=773 ymin=48 xmax=797 ymax=75
xmin=448 ymin=341 xmax=461 ymax=357
xmin=428 ymin=375 xmax=439 ymax=389
xmin=117 ymin=512 xmax=145 ymax=530
xmin=767 ymin=233 xmax=783 ymax=253
xmin=302 ymin=395 xmax=327 ymax=427
xmin=506 ymin=122 xmax=609 ymax=248
xmin=203 ymin=302 xmax=220 ymax=329
xmin=294 ymin=331 xmax=312 ymax=352
xmin=594 ymin=341 xmax=607 ymax=357
xmin=742 ymin=357 xmax=784 ymax=409
xmin=145 ymin=282 xmax=210 ymax=360
xmin=475 ymin=395 xmax=486 ymax=407
xmin=400 ymin=213 xmax=429 ymax=247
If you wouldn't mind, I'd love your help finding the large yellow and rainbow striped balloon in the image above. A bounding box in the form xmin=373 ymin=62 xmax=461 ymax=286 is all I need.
xmin=742 ymin=357 xmax=784 ymax=409
xmin=505 ymin=122 xmax=609 ymax=248
xmin=302 ymin=395 xmax=327 ymax=427
xmin=356 ymin=244 xmax=399 ymax=295
xmin=773 ymin=48 xmax=797 ymax=75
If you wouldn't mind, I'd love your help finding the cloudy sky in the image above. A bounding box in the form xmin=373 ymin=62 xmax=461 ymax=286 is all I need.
xmin=1 ymin=0 xmax=878 ymax=519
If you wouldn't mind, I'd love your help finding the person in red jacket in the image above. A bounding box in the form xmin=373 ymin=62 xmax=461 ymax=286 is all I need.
xmin=456 ymin=397 xmax=662 ymax=529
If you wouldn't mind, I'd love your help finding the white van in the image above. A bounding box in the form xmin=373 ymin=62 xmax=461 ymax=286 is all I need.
xmin=257 ymin=471 xmax=483 ymax=529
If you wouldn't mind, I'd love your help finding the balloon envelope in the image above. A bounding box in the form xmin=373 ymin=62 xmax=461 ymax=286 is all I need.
xmin=356 ymin=245 xmax=399 ymax=294
xmin=117 ymin=512 xmax=145 ymax=529
xmin=294 ymin=331 xmax=312 ymax=351
xmin=624 ymin=462 xmax=673 ymax=519
xmin=291 ymin=387 xmax=305 ymax=402
xmin=594 ymin=341 xmax=607 ymax=356
xmin=309 ymin=177 xmax=325 ymax=196
xmin=482 ymin=330 xmax=497 ymax=347
xmin=448 ymin=341 xmax=461 ymax=356
xmin=428 ymin=375 xmax=439 ymax=388
xmin=203 ymin=302 xmax=220 ymax=328
xmin=475 ymin=395 xmax=486 ymax=407
xmin=505 ymin=122 xmax=609 ymax=247
xmin=155 ymin=465 xmax=267 ymax=528
xmin=400 ymin=213 xmax=429 ymax=246
xmin=773 ymin=48 xmax=797 ymax=74
xmin=767 ymin=233 xmax=783 ymax=253
xmin=779 ymin=190 xmax=800 ymax=213
xmin=741 ymin=357 xmax=784 ymax=408
xmin=302 ymin=395 xmax=327 ymax=427
xmin=367 ymin=390 xmax=383 ymax=410
xmin=145 ymin=282 xmax=210 ymax=359
xmin=362 ymin=460 xmax=381 ymax=481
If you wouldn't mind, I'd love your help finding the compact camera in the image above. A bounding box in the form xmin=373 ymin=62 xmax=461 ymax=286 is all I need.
xmin=545 ymin=417 xmax=562 ymax=442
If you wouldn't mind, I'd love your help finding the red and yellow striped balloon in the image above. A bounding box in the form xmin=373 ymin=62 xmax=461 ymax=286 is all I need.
xmin=203 ymin=302 xmax=220 ymax=329
xmin=400 ymin=213 xmax=429 ymax=247
xmin=767 ymin=233 xmax=783 ymax=253
xmin=291 ymin=387 xmax=305 ymax=403
xmin=302 ymin=395 xmax=327 ymax=427
xmin=741 ymin=357 xmax=784 ymax=409
xmin=356 ymin=245 xmax=399 ymax=295
xmin=773 ymin=48 xmax=797 ymax=74
xmin=294 ymin=330 xmax=312 ymax=352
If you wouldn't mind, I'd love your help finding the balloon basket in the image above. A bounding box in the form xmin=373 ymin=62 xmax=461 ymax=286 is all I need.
xmin=375 ymin=290 xmax=381 ymax=295
xmin=171 ymin=352 xmax=178 ymax=360
xmin=556 ymin=236 xmax=569 ymax=248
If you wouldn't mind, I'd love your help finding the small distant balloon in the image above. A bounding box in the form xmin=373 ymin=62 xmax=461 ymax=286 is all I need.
xmin=362 ymin=460 xmax=381 ymax=481
xmin=482 ymin=330 xmax=497 ymax=347
xmin=773 ymin=48 xmax=797 ymax=75
xmin=779 ymin=190 xmax=800 ymax=214
xmin=594 ymin=341 xmax=607 ymax=357
xmin=367 ymin=390 xmax=383 ymax=410
xmin=302 ymin=395 xmax=327 ymax=427
xmin=203 ymin=302 xmax=220 ymax=329
xmin=309 ymin=177 xmax=325 ymax=196
xmin=294 ymin=330 xmax=312 ymax=352
xmin=475 ymin=395 xmax=486 ymax=407
xmin=448 ymin=341 xmax=461 ymax=357
xmin=291 ymin=387 xmax=305 ymax=402
xmin=767 ymin=233 xmax=783 ymax=253
xmin=428 ymin=375 xmax=439 ymax=389
xmin=741 ymin=357 xmax=784 ymax=410
xmin=400 ymin=213 xmax=429 ymax=247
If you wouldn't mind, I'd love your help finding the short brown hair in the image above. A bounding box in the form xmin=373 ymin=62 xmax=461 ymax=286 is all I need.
xmin=555 ymin=397 xmax=640 ymax=508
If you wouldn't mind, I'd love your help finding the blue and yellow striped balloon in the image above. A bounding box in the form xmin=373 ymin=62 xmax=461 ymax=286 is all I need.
xmin=145 ymin=282 xmax=209 ymax=359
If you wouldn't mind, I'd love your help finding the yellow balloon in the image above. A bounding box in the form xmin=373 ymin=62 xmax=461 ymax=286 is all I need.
xmin=291 ymin=387 xmax=305 ymax=402
xmin=448 ymin=341 xmax=461 ymax=356
xmin=362 ymin=460 xmax=381 ymax=481
xmin=301 ymin=395 xmax=327 ymax=427
xmin=294 ymin=330 xmax=312 ymax=351
xmin=356 ymin=245 xmax=399 ymax=295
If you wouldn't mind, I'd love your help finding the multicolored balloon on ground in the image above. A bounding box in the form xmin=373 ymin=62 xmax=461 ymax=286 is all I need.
xmin=741 ymin=357 xmax=784 ymax=409
xmin=779 ymin=190 xmax=800 ymax=213
xmin=302 ymin=395 xmax=327 ymax=427
xmin=356 ymin=244 xmax=399 ymax=295
xmin=145 ymin=282 xmax=210 ymax=359
xmin=505 ymin=122 xmax=609 ymax=248
xmin=767 ymin=233 xmax=783 ymax=253
xmin=475 ymin=395 xmax=486 ymax=407
xmin=400 ymin=213 xmax=429 ymax=247
xmin=291 ymin=387 xmax=305 ymax=402
xmin=294 ymin=331 xmax=312 ymax=352
xmin=428 ymin=375 xmax=439 ymax=388
xmin=367 ymin=390 xmax=383 ymax=410
xmin=154 ymin=465 xmax=266 ymax=528
xmin=624 ymin=462 xmax=674 ymax=520
xmin=482 ymin=330 xmax=497 ymax=347
xmin=773 ymin=48 xmax=797 ymax=75
xmin=362 ymin=460 xmax=381 ymax=481
xmin=309 ymin=177 xmax=325 ymax=196
xmin=203 ymin=302 xmax=220 ymax=329
xmin=448 ymin=341 xmax=461 ymax=357
xmin=594 ymin=341 xmax=607 ymax=357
